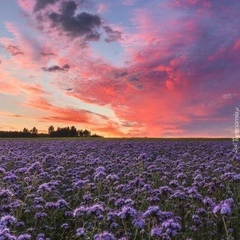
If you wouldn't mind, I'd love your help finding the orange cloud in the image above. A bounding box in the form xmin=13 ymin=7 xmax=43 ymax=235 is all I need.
xmin=24 ymin=96 xmax=125 ymax=137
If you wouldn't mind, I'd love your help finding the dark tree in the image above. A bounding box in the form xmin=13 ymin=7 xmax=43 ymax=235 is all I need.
xmin=69 ymin=126 xmax=78 ymax=137
xmin=30 ymin=127 xmax=38 ymax=137
xmin=82 ymin=129 xmax=91 ymax=137
xmin=78 ymin=129 xmax=84 ymax=137
xmin=22 ymin=128 xmax=30 ymax=137
xmin=48 ymin=125 xmax=54 ymax=135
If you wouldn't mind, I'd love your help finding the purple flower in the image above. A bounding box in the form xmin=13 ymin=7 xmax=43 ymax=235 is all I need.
xmin=35 ymin=212 xmax=47 ymax=220
xmin=56 ymin=199 xmax=68 ymax=208
xmin=37 ymin=183 xmax=52 ymax=193
xmin=106 ymin=174 xmax=119 ymax=181
xmin=0 ymin=189 xmax=14 ymax=200
xmin=3 ymin=173 xmax=19 ymax=182
xmin=83 ymin=194 xmax=92 ymax=202
xmin=73 ymin=206 xmax=87 ymax=217
xmin=192 ymin=214 xmax=202 ymax=226
xmin=16 ymin=222 xmax=25 ymax=228
xmin=28 ymin=162 xmax=42 ymax=173
xmin=17 ymin=234 xmax=31 ymax=240
xmin=143 ymin=206 xmax=160 ymax=218
xmin=33 ymin=197 xmax=45 ymax=205
xmin=118 ymin=206 xmax=137 ymax=219
xmin=61 ymin=223 xmax=69 ymax=229
xmin=107 ymin=211 xmax=118 ymax=221
xmin=76 ymin=228 xmax=85 ymax=237
xmin=0 ymin=215 xmax=17 ymax=227
xmin=169 ymin=180 xmax=179 ymax=187
xmin=202 ymin=197 xmax=215 ymax=208
xmin=170 ymin=190 xmax=186 ymax=200
xmin=158 ymin=186 xmax=173 ymax=195
xmin=0 ymin=228 xmax=17 ymax=240
xmin=132 ymin=218 xmax=145 ymax=229
xmin=87 ymin=204 xmax=105 ymax=217
xmin=73 ymin=180 xmax=88 ymax=189
xmin=151 ymin=226 xmax=162 ymax=237
xmin=65 ymin=211 xmax=73 ymax=217
xmin=36 ymin=233 xmax=46 ymax=240
xmin=213 ymin=198 xmax=234 ymax=215
xmin=110 ymin=222 xmax=118 ymax=229
xmin=161 ymin=218 xmax=181 ymax=236
xmin=93 ymin=231 xmax=116 ymax=240
xmin=45 ymin=202 xmax=58 ymax=210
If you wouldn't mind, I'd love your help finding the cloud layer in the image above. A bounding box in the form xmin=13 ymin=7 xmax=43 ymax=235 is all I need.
xmin=0 ymin=0 xmax=239 ymax=137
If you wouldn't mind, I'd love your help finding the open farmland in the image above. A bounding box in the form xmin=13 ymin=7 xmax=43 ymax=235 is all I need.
xmin=0 ymin=139 xmax=239 ymax=239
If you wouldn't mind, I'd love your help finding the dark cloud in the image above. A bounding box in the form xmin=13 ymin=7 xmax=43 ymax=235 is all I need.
xmin=6 ymin=45 xmax=24 ymax=56
xmin=61 ymin=0 xmax=77 ymax=16
xmin=128 ymin=75 xmax=139 ymax=82
xmin=34 ymin=0 xmax=59 ymax=12
xmin=42 ymin=64 xmax=70 ymax=72
xmin=30 ymin=0 xmax=122 ymax=43
xmin=41 ymin=52 xmax=56 ymax=56
xmin=48 ymin=1 xmax=101 ymax=40
xmin=114 ymin=71 xmax=128 ymax=78
xmin=103 ymin=26 xmax=122 ymax=42
xmin=65 ymin=88 xmax=73 ymax=91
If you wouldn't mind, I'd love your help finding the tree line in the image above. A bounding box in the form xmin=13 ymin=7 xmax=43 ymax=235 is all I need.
xmin=0 ymin=126 xmax=103 ymax=138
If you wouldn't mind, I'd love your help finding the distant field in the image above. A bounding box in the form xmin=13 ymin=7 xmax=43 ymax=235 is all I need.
xmin=0 ymin=139 xmax=238 ymax=239
xmin=0 ymin=137 xmax=232 ymax=141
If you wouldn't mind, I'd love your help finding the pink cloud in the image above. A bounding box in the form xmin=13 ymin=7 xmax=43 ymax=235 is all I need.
xmin=97 ymin=3 xmax=108 ymax=13
xmin=17 ymin=0 xmax=35 ymax=12
xmin=122 ymin=0 xmax=135 ymax=6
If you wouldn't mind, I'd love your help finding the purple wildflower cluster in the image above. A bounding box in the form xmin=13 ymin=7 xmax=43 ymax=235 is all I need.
xmin=0 ymin=139 xmax=238 ymax=239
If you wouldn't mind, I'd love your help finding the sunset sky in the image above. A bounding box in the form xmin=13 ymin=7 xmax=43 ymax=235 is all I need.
xmin=0 ymin=0 xmax=239 ymax=137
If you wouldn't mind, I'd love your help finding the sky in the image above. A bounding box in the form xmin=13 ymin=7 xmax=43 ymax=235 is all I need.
xmin=0 ymin=0 xmax=240 ymax=137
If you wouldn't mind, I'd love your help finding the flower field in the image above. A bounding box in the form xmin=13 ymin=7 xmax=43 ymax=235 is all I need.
xmin=0 ymin=139 xmax=239 ymax=240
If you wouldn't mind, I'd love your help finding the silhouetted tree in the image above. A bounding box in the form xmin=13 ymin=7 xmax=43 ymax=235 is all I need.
xmin=78 ymin=129 xmax=84 ymax=137
xmin=69 ymin=126 xmax=78 ymax=137
xmin=82 ymin=129 xmax=91 ymax=137
xmin=30 ymin=127 xmax=38 ymax=137
xmin=22 ymin=128 xmax=30 ymax=137
xmin=48 ymin=125 xmax=54 ymax=136
xmin=90 ymin=133 xmax=103 ymax=138
xmin=46 ymin=126 xmax=100 ymax=138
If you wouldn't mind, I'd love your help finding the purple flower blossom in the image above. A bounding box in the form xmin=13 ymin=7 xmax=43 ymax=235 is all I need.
xmin=56 ymin=199 xmax=68 ymax=208
xmin=17 ymin=234 xmax=31 ymax=240
xmin=192 ymin=214 xmax=202 ymax=226
xmin=151 ymin=226 xmax=162 ymax=237
xmin=45 ymin=202 xmax=58 ymax=210
xmin=161 ymin=218 xmax=181 ymax=236
xmin=73 ymin=206 xmax=87 ymax=217
xmin=213 ymin=198 xmax=234 ymax=215
xmin=143 ymin=206 xmax=160 ymax=218
xmin=132 ymin=218 xmax=145 ymax=229
xmin=106 ymin=174 xmax=119 ymax=181
xmin=36 ymin=233 xmax=46 ymax=240
xmin=76 ymin=228 xmax=85 ymax=237
xmin=35 ymin=212 xmax=47 ymax=220
xmin=73 ymin=180 xmax=89 ymax=189
xmin=0 ymin=228 xmax=17 ymax=240
xmin=93 ymin=231 xmax=116 ymax=240
xmin=0 ymin=190 xmax=14 ymax=200
xmin=118 ymin=206 xmax=137 ymax=219
xmin=61 ymin=223 xmax=69 ymax=229
xmin=87 ymin=204 xmax=105 ymax=217
xmin=0 ymin=215 xmax=16 ymax=227
xmin=110 ymin=222 xmax=118 ymax=229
